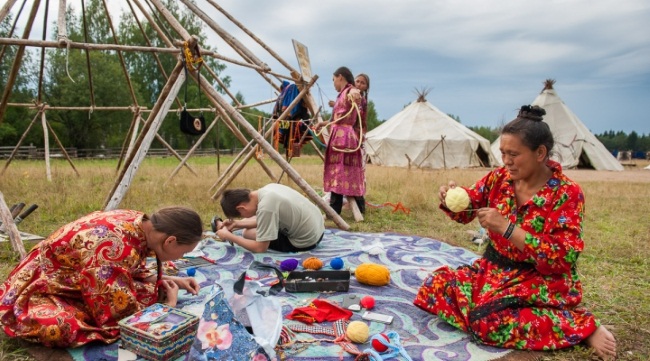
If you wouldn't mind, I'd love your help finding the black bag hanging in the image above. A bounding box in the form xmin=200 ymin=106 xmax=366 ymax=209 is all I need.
xmin=179 ymin=63 xmax=207 ymax=136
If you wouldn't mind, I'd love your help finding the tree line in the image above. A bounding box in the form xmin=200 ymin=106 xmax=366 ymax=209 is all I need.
xmin=0 ymin=1 xmax=356 ymax=154
xmin=466 ymin=126 xmax=650 ymax=155
xmin=1 ymin=1 xmax=639 ymax=156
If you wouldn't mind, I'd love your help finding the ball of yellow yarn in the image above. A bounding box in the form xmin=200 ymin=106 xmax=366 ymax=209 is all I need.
xmin=346 ymin=321 xmax=369 ymax=343
xmin=445 ymin=187 xmax=470 ymax=212
xmin=302 ymin=257 xmax=323 ymax=270
xmin=355 ymin=263 xmax=390 ymax=286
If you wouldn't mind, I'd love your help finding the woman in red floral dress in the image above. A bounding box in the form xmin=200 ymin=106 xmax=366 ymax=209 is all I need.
xmin=414 ymin=105 xmax=616 ymax=360
xmin=0 ymin=206 xmax=202 ymax=347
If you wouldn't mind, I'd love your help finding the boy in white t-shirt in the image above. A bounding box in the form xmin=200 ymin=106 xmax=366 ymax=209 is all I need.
xmin=213 ymin=184 xmax=325 ymax=253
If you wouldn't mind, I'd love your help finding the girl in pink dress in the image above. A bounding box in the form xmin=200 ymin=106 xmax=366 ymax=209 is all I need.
xmin=320 ymin=67 xmax=365 ymax=214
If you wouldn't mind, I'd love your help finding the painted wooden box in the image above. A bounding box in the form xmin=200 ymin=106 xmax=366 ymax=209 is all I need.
xmin=118 ymin=303 xmax=199 ymax=361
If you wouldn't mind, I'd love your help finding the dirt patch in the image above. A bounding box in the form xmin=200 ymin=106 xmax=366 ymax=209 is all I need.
xmin=565 ymin=161 xmax=650 ymax=183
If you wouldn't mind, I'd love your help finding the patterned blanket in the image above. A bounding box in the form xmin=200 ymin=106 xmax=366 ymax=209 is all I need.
xmin=68 ymin=229 xmax=511 ymax=361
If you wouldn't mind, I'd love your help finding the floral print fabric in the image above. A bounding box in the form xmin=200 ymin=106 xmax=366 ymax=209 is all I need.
xmin=323 ymin=83 xmax=366 ymax=197
xmin=0 ymin=210 xmax=158 ymax=347
xmin=414 ymin=160 xmax=599 ymax=351
xmin=191 ymin=284 xmax=270 ymax=360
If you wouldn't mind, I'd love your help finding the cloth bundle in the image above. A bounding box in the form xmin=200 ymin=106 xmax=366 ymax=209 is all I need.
xmin=286 ymin=299 xmax=353 ymax=324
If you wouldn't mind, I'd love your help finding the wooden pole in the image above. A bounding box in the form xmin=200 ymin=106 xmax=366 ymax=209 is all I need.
xmin=0 ymin=109 xmax=42 ymax=176
xmin=40 ymin=111 xmax=52 ymax=181
xmin=0 ymin=0 xmax=41 ymax=125
xmin=207 ymin=137 xmax=255 ymax=193
xmin=202 ymin=64 xmax=241 ymax=108
xmin=44 ymin=114 xmax=80 ymax=176
xmin=210 ymin=146 xmax=258 ymax=200
xmin=211 ymin=76 xmax=316 ymax=196
xmin=206 ymin=0 xmax=297 ymax=74
xmin=0 ymin=0 xmax=19 ymax=25
xmin=441 ymin=135 xmax=447 ymax=170
xmin=117 ymin=110 xmax=140 ymax=173
xmin=103 ymin=61 xmax=185 ymax=210
xmin=179 ymin=0 xmax=267 ymax=70
xmin=346 ymin=196 xmax=364 ymax=222
xmin=164 ymin=115 xmax=220 ymax=185
xmin=56 ymin=0 xmax=67 ymax=43
xmin=202 ymin=76 xmax=349 ymax=229
xmin=136 ymin=115 xmax=198 ymax=176
xmin=0 ymin=191 xmax=27 ymax=259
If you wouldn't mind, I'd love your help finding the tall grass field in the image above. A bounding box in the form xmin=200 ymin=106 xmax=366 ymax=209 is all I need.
xmin=0 ymin=156 xmax=648 ymax=360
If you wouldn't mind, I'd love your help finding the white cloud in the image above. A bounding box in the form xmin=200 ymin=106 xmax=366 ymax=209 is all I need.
xmin=5 ymin=0 xmax=649 ymax=133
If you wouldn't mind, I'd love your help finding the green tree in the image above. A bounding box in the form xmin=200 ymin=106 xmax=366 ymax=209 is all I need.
xmin=627 ymin=131 xmax=639 ymax=150
xmin=469 ymin=126 xmax=500 ymax=143
xmin=0 ymin=14 xmax=39 ymax=145
xmin=43 ymin=6 xmax=135 ymax=149
xmin=448 ymin=114 xmax=461 ymax=123
xmin=365 ymin=100 xmax=381 ymax=131
xmin=118 ymin=0 xmax=230 ymax=149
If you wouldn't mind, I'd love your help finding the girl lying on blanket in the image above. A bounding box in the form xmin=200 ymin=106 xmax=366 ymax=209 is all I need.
xmin=0 ymin=207 xmax=202 ymax=348
xmin=413 ymin=105 xmax=616 ymax=361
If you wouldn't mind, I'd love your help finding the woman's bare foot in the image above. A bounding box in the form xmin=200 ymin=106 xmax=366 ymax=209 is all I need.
xmin=585 ymin=325 xmax=616 ymax=360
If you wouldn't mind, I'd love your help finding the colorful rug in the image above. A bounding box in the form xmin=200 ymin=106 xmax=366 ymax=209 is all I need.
xmin=68 ymin=229 xmax=512 ymax=361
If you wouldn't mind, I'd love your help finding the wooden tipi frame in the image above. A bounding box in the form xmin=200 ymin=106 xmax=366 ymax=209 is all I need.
xmin=0 ymin=0 xmax=350 ymax=235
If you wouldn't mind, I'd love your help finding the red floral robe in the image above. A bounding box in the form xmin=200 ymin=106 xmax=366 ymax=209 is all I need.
xmin=0 ymin=210 xmax=159 ymax=347
xmin=414 ymin=160 xmax=599 ymax=351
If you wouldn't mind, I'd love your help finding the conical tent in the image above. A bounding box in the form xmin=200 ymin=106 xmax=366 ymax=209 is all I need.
xmin=490 ymin=80 xmax=623 ymax=171
xmin=365 ymin=93 xmax=497 ymax=169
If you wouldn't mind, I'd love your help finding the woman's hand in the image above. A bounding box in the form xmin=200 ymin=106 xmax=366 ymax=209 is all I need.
xmin=476 ymin=208 xmax=509 ymax=234
xmin=439 ymin=181 xmax=457 ymax=205
xmin=164 ymin=275 xmax=200 ymax=295
xmin=161 ymin=279 xmax=179 ymax=307
xmin=346 ymin=88 xmax=361 ymax=105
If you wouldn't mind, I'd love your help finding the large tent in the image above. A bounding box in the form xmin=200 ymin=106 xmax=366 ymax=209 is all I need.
xmin=491 ymin=80 xmax=623 ymax=171
xmin=365 ymin=92 xmax=497 ymax=169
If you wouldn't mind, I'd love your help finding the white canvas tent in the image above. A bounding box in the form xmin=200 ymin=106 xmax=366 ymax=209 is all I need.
xmin=491 ymin=80 xmax=623 ymax=171
xmin=365 ymin=93 xmax=497 ymax=169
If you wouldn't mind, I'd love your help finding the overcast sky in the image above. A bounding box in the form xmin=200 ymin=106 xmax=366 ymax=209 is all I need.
xmin=202 ymin=0 xmax=650 ymax=135
xmin=10 ymin=0 xmax=650 ymax=135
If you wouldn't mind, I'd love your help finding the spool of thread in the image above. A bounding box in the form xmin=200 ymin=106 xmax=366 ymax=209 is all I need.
xmin=360 ymin=296 xmax=375 ymax=310
xmin=355 ymin=263 xmax=390 ymax=286
xmin=371 ymin=333 xmax=390 ymax=353
xmin=330 ymin=257 xmax=344 ymax=270
xmin=186 ymin=267 xmax=196 ymax=277
xmin=280 ymin=258 xmax=299 ymax=272
xmin=302 ymin=257 xmax=323 ymax=270
xmin=346 ymin=321 xmax=369 ymax=343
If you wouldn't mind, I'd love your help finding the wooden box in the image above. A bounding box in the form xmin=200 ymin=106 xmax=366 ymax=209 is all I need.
xmin=284 ymin=270 xmax=350 ymax=292
xmin=118 ymin=303 xmax=199 ymax=361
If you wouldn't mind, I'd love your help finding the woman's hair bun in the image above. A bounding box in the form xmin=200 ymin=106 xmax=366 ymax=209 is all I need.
xmin=517 ymin=105 xmax=546 ymax=122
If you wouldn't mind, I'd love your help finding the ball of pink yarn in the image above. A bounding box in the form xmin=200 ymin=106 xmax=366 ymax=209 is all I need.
xmin=360 ymin=295 xmax=375 ymax=310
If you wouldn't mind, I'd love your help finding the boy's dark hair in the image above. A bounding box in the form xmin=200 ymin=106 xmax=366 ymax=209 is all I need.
xmin=220 ymin=188 xmax=251 ymax=218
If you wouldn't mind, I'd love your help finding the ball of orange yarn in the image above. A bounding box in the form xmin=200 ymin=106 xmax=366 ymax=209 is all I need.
xmin=354 ymin=263 xmax=390 ymax=286
xmin=302 ymin=257 xmax=324 ymax=270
